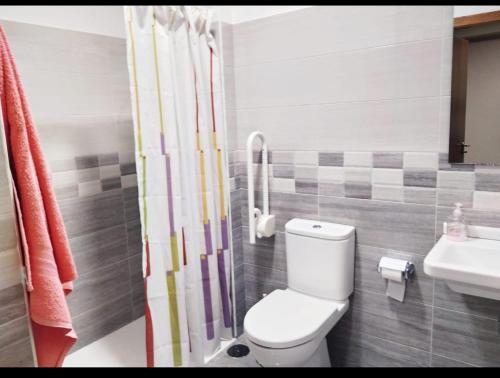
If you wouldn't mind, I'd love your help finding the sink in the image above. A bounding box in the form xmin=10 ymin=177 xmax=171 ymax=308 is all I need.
xmin=424 ymin=224 xmax=500 ymax=300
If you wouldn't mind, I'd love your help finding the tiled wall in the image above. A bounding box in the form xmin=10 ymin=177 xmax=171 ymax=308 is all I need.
xmin=227 ymin=6 xmax=500 ymax=367
xmin=220 ymin=21 xmax=246 ymax=336
xmin=0 ymin=19 xmax=142 ymax=359
xmin=0 ymin=116 xmax=34 ymax=366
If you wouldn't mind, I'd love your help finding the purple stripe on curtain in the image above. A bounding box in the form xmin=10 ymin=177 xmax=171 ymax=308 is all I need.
xmin=200 ymin=255 xmax=214 ymax=340
xmin=217 ymin=249 xmax=232 ymax=328
xmin=165 ymin=154 xmax=175 ymax=235
xmin=160 ymin=132 xmax=166 ymax=155
xmin=203 ymin=221 xmax=213 ymax=255
xmin=220 ymin=218 xmax=229 ymax=250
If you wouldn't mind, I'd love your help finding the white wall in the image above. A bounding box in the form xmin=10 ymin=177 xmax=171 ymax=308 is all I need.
xmin=231 ymin=6 xmax=453 ymax=152
xmin=454 ymin=6 xmax=500 ymax=18
xmin=1 ymin=5 xmax=500 ymax=35
xmin=219 ymin=6 xmax=500 ymax=24
xmin=0 ymin=6 xmax=125 ymax=38
xmin=215 ymin=6 xmax=311 ymax=24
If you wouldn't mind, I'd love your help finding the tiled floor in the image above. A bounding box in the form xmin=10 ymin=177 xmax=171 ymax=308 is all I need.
xmin=206 ymin=336 xmax=260 ymax=368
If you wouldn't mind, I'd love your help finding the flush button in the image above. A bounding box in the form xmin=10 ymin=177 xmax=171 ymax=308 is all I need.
xmin=313 ymin=224 xmax=322 ymax=229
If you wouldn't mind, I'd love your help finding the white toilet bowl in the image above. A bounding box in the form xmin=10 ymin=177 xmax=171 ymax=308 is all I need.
xmin=244 ymin=289 xmax=349 ymax=367
xmin=243 ymin=219 xmax=355 ymax=367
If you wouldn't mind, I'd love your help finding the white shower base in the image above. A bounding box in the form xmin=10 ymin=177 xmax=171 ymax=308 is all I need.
xmin=63 ymin=316 xmax=235 ymax=367
xmin=64 ymin=317 xmax=147 ymax=367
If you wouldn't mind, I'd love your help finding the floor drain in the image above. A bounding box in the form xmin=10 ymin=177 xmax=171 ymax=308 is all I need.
xmin=227 ymin=344 xmax=250 ymax=358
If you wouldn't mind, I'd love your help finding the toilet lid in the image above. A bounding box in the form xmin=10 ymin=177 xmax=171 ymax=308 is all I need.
xmin=244 ymin=289 xmax=347 ymax=349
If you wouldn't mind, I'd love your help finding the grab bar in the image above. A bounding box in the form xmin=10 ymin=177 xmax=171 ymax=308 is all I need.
xmin=246 ymin=131 xmax=275 ymax=244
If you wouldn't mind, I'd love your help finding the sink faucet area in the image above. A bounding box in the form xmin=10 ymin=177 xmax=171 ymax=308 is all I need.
xmin=424 ymin=224 xmax=500 ymax=301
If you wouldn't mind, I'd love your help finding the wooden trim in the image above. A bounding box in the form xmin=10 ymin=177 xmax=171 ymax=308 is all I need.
xmin=454 ymin=10 xmax=500 ymax=29
xmin=449 ymin=38 xmax=469 ymax=163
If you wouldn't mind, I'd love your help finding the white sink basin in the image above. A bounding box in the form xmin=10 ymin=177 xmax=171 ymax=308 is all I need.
xmin=424 ymin=225 xmax=500 ymax=300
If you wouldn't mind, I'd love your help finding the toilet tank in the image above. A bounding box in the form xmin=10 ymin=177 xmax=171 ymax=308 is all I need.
xmin=285 ymin=218 xmax=355 ymax=301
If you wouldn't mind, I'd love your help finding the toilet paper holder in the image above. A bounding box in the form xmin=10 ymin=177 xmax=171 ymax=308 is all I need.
xmin=377 ymin=257 xmax=415 ymax=280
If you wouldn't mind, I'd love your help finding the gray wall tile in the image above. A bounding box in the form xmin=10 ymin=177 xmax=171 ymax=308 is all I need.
xmin=349 ymin=290 xmax=432 ymax=351
xmin=404 ymin=169 xmax=437 ymax=188
xmin=328 ymin=319 xmax=430 ymax=367
xmin=319 ymin=152 xmax=343 ymax=167
xmin=0 ymin=316 xmax=31 ymax=351
xmin=295 ymin=179 xmax=318 ymax=195
xmin=71 ymin=293 xmax=134 ymax=352
xmin=0 ymin=284 xmax=27 ymax=325
xmin=98 ymin=153 xmax=119 ymax=166
xmin=404 ymin=187 xmax=436 ymax=205
xmin=344 ymin=182 xmax=371 ymax=199
xmin=431 ymin=354 xmax=477 ymax=367
xmin=373 ymin=152 xmax=403 ymax=169
xmin=432 ymin=307 xmax=500 ymax=366
xmin=0 ymin=337 xmax=34 ymax=367
xmin=319 ymin=196 xmax=435 ymax=254
xmin=69 ymin=225 xmax=128 ymax=276
xmin=67 ymin=260 xmax=131 ymax=315
xmin=242 ymin=229 xmax=286 ymax=272
xmin=475 ymin=172 xmax=500 ymax=192
xmin=244 ymin=263 xmax=287 ymax=302
xmin=434 ymin=280 xmax=500 ymax=321
xmin=319 ymin=181 xmax=345 ymax=197
xmin=437 ymin=189 xmax=472 ymax=208
xmin=272 ymin=164 xmax=294 ymax=179
xmin=268 ymin=192 xmax=318 ymax=231
xmin=355 ymin=245 xmax=433 ymax=305
xmin=0 ymin=20 xmax=140 ymax=364
xmin=75 ymin=155 xmax=99 ymax=170
xmin=226 ymin=4 xmax=500 ymax=369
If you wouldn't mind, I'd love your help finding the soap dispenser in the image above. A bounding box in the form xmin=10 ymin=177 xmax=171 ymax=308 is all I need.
xmin=446 ymin=202 xmax=467 ymax=241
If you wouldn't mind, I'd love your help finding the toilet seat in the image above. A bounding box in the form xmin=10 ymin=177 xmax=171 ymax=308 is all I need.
xmin=244 ymin=289 xmax=348 ymax=349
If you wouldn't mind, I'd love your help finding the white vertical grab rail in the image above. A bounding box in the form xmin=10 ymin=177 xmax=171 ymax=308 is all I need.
xmin=246 ymin=131 xmax=275 ymax=244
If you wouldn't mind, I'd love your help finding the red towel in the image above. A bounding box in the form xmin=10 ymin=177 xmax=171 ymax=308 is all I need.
xmin=0 ymin=26 xmax=78 ymax=367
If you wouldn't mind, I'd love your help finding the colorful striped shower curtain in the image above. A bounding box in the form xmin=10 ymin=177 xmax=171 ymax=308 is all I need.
xmin=124 ymin=6 xmax=233 ymax=367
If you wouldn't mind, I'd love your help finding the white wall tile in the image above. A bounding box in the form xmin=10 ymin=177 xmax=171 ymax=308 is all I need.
xmin=236 ymin=98 xmax=441 ymax=152
xmin=404 ymin=152 xmax=439 ymax=170
xmin=121 ymin=174 xmax=138 ymax=189
xmin=294 ymin=151 xmax=318 ymax=165
xmin=78 ymin=180 xmax=102 ymax=197
xmin=0 ymin=249 xmax=22 ymax=290
xmin=344 ymin=152 xmax=372 ymax=167
xmin=295 ymin=166 xmax=317 ymax=180
xmin=372 ymin=185 xmax=404 ymax=202
xmin=99 ymin=165 xmax=121 ymax=180
xmin=318 ymin=166 xmax=345 ymax=182
xmin=233 ymin=6 xmax=447 ymax=67
xmin=438 ymin=96 xmax=451 ymax=153
xmin=270 ymin=177 xmax=295 ymax=193
xmin=51 ymin=170 xmax=77 ymax=188
xmin=372 ymin=169 xmax=403 ymax=186
xmin=440 ymin=38 xmax=453 ymax=97
xmin=234 ymin=39 xmax=442 ymax=109
xmin=437 ymin=171 xmax=474 ymax=190
xmin=271 ymin=151 xmax=294 ymax=164
xmin=344 ymin=167 xmax=371 ymax=182
xmin=473 ymin=191 xmax=500 ymax=211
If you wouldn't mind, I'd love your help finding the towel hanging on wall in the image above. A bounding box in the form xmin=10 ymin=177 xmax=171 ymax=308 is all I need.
xmin=0 ymin=25 xmax=78 ymax=367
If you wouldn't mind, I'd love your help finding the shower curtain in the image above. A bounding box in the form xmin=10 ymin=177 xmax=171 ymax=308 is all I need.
xmin=124 ymin=6 xmax=232 ymax=367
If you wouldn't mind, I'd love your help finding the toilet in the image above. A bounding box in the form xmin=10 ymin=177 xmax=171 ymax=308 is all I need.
xmin=243 ymin=218 xmax=355 ymax=367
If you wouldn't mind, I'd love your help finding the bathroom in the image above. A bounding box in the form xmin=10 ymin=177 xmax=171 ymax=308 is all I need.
xmin=0 ymin=4 xmax=499 ymax=368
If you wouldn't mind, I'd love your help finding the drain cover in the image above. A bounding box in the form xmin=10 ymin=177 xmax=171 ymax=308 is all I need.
xmin=227 ymin=344 xmax=250 ymax=358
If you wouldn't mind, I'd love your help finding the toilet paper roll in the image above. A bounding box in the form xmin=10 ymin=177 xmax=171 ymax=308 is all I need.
xmin=381 ymin=267 xmax=403 ymax=283
xmin=381 ymin=267 xmax=406 ymax=302
xmin=386 ymin=280 xmax=406 ymax=302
